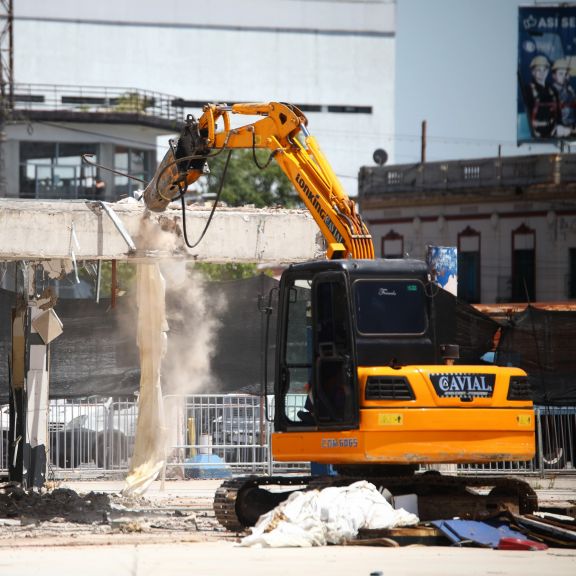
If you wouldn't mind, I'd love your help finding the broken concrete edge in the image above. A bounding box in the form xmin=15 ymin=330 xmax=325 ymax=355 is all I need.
xmin=0 ymin=198 xmax=324 ymax=263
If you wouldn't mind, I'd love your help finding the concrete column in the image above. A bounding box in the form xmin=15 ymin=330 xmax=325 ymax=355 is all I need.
xmin=26 ymin=312 xmax=51 ymax=487
xmin=9 ymin=297 xmax=27 ymax=484
xmin=9 ymin=263 xmax=62 ymax=489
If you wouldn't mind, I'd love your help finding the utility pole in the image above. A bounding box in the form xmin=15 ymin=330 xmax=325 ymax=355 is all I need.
xmin=0 ymin=0 xmax=14 ymax=197
xmin=420 ymin=120 xmax=427 ymax=164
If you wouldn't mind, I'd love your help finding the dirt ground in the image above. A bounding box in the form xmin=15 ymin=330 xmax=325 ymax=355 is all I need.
xmin=0 ymin=478 xmax=575 ymax=576
xmin=0 ymin=479 xmax=232 ymax=548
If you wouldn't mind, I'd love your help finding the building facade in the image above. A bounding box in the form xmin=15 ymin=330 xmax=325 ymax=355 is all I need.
xmin=4 ymin=0 xmax=396 ymax=200
xmin=4 ymin=85 xmax=184 ymax=201
xmin=358 ymin=153 xmax=576 ymax=304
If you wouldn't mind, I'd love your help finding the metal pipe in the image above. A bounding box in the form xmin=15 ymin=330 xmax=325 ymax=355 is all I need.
xmin=99 ymin=201 xmax=136 ymax=252
xmin=111 ymin=260 xmax=117 ymax=309
xmin=95 ymin=259 xmax=102 ymax=303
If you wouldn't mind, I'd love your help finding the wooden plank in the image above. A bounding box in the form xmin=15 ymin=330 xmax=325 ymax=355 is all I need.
xmin=355 ymin=525 xmax=449 ymax=547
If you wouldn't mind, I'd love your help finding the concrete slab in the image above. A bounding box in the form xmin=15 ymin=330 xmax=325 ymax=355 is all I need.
xmin=0 ymin=199 xmax=323 ymax=263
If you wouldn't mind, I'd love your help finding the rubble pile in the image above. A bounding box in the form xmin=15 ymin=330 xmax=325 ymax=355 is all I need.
xmin=0 ymin=483 xmax=113 ymax=524
xmin=0 ymin=482 xmax=223 ymax=544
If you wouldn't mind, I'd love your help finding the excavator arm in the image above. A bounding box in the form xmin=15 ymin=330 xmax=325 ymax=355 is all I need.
xmin=143 ymin=102 xmax=374 ymax=259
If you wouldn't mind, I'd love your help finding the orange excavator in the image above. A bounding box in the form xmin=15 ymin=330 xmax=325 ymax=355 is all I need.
xmin=143 ymin=102 xmax=536 ymax=531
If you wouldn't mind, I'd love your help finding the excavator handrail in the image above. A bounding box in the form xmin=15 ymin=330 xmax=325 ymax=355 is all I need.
xmin=143 ymin=102 xmax=374 ymax=260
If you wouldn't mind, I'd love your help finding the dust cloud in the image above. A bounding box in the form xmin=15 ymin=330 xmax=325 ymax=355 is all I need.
xmin=162 ymin=262 xmax=226 ymax=397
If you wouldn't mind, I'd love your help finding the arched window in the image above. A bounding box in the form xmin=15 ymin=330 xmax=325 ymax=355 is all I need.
xmin=457 ymin=226 xmax=481 ymax=303
xmin=512 ymin=223 xmax=536 ymax=302
xmin=381 ymin=230 xmax=404 ymax=259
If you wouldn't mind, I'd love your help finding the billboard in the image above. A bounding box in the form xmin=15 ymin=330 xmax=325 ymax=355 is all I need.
xmin=426 ymin=245 xmax=457 ymax=296
xmin=518 ymin=5 xmax=576 ymax=144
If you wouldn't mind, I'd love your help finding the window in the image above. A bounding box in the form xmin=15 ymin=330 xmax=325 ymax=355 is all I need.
xmin=569 ymin=248 xmax=576 ymax=299
xmin=19 ymin=142 xmax=98 ymax=199
xmin=457 ymin=226 xmax=481 ymax=303
xmin=114 ymin=146 xmax=153 ymax=198
xmin=512 ymin=223 xmax=536 ymax=302
xmin=381 ymin=230 xmax=404 ymax=259
xmin=353 ymin=279 xmax=427 ymax=335
xmin=283 ymin=278 xmax=313 ymax=397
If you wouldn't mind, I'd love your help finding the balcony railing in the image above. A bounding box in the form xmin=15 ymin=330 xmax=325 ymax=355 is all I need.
xmin=359 ymin=153 xmax=576 ymax=198
xmin=8 ymin=83 xmax=187 ymax=128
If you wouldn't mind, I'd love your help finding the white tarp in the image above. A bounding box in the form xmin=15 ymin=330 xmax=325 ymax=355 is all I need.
xmin=239 ymin=480 xmax=419 ymax=548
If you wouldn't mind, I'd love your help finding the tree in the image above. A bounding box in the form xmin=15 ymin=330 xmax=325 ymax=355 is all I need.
xmin=190 ymin=150 xmax=299 ymax=281
xmin=193 ymin=262 xmax=261 ymax=282
xmin=196 ymin=149 xmax=300 ymax=208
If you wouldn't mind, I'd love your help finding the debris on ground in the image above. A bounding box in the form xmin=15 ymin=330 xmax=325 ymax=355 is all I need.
xmin=430 ymin=518 xmax=547 ymax=549
xmin=512 ymin=512 xmax=576 ymax=548
xmin=0 ymin=479 xmax=575 ymax=550
xmin=345 ymin=503 xmax=576 ymax=549
xmin=237 ymin=480 xmax=576 ymax=550
xmin=0 ymin=481 xmax=225 ymax=545
xmin=239 ymin=481 xmax=419 ymax=548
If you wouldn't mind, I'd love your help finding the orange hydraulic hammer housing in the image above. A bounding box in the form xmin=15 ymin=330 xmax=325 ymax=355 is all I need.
xmin=270 ymin=259 xmax=535 ymax=467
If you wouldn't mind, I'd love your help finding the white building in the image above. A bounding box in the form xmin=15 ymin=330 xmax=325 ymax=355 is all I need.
xmin=6 ymin=0 xmax=396 ymax=199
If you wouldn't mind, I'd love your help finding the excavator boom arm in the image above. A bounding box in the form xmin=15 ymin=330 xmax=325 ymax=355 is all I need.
xmin=143 ymin=102 xmax=374 ymax=259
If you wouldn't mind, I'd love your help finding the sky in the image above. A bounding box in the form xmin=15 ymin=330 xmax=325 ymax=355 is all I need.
xmin=395 ymin=0 xmax=557 ymax=165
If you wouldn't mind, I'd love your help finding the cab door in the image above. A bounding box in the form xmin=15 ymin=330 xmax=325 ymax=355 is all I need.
xmin=274 ymin=270 xmax=358 ymax=431
xmin=274 ymin=273 xmax=314 ymax=430
xmin=311 ymin=272 xmax=358 ymax=429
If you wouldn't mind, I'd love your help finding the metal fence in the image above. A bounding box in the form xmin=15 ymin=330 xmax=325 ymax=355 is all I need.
xmin=0 ymin=397 xmax=137 ymax=476
xmin=11 ymin=83 xmax=186 ymax=126
xmin=1 ymin=397 xmax=575 ymax=478
xmin=163 ymin=394 xmax=309 ymax=477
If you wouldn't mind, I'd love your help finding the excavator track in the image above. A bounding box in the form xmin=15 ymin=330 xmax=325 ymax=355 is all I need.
xmin=310 ymin=473 xmax=538 ymax=519
xmin=213 ymin=473 xmax=538 ymax=532
xmin=213 ymin=475 xmax=313 ymax=532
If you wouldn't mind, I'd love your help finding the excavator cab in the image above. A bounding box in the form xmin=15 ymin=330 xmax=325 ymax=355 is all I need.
xmin=274 ymin=258 xmax=436 ymax=433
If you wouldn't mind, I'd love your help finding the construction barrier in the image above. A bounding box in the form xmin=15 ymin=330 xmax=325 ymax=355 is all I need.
xmin=0 ymin=396 xmax=574 ymax=478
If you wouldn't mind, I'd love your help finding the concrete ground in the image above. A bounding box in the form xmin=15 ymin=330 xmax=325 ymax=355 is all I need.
xmin=53 ymin=474 xmax=576 ymax=502
xmin=0 ymin=477 xmax=574 ymax=575
xmin=1 ymin=541 xmax=575 ymax=576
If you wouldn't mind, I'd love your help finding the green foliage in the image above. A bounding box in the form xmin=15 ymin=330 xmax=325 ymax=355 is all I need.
xmin=193 ymin=262 xmax=259 ymax=282
xmin=114 ymin=92 xmax=153 ymax=113
xmin=196 ymin=149 xmax=300 ymax=208
xmin=85 ymin=261 xmax=136 ymax=297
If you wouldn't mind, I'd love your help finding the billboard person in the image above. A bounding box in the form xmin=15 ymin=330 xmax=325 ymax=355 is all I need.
xmin=525 ymin=55 xmax=559 ymax=138
xmin=551 ymin=58 xmax=576 ymax=136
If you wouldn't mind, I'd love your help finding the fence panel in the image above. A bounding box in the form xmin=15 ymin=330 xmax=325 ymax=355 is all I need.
xmin=164 ymin=394 xmax=309 ymax=477
xmin=537 ymin=406 xmax=576 ymax=472
xmin=1 ymin=397 xmax=575 ymax=478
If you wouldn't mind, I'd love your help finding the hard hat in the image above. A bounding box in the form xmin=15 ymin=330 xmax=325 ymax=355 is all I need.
xmin=530 ymin=55 xmax=550 ymax=68
xmin=552 ymin=58 xmax=570 ymax=71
